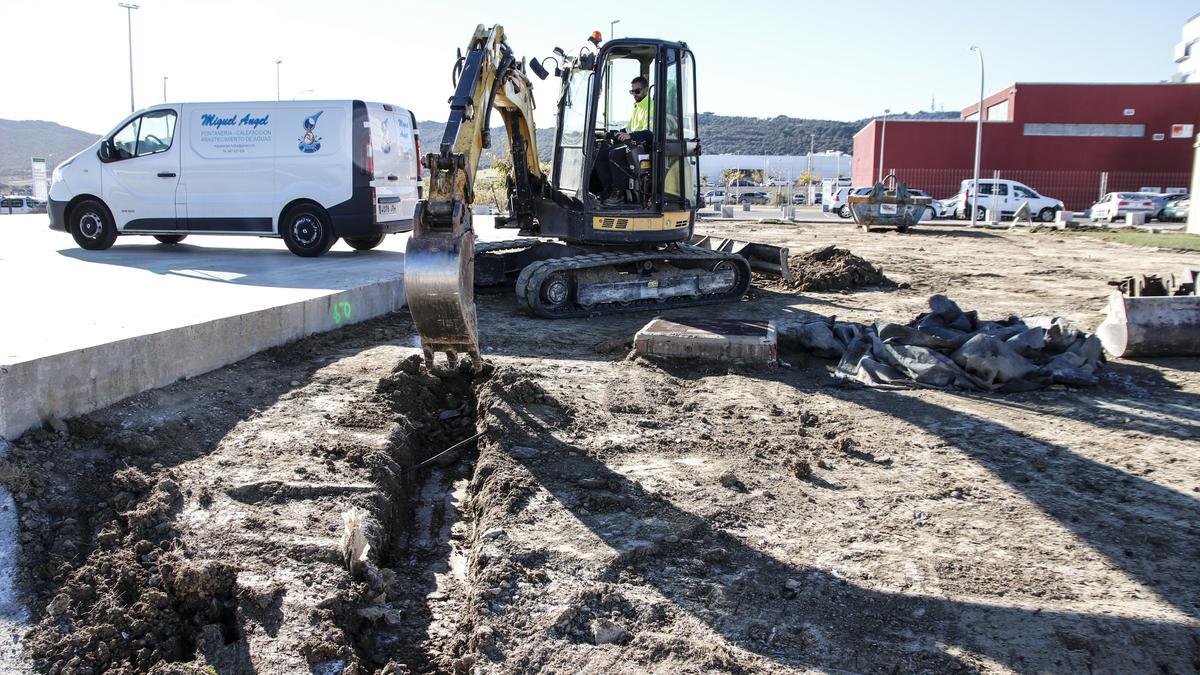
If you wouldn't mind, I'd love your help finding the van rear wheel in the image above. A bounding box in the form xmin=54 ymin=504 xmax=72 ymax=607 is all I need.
xmin=281 ymin=204 xmax=336 ymax=257
xmin=345 ymin=234 xmax=385 ymax=251
xmin=69 ymin=199 xmax=117 ymax=251
xmin=153 ymin=234 xmax=187 ymax=244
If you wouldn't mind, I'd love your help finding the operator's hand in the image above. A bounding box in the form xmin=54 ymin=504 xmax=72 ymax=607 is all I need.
xmin=616 ymin=131 xmax=631 ymax=142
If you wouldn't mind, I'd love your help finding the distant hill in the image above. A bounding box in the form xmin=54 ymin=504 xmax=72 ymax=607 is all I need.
xmin=0 ymin=109 xmax=959 ymax=183
xmin=419 ymin=110 xmax=958 ymax=166
xmin=0 ymin=119 xmax=99 ymax=180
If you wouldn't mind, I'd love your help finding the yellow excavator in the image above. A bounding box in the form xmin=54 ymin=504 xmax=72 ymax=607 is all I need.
xmin=405 ymin=25 xmax=788 ymax=369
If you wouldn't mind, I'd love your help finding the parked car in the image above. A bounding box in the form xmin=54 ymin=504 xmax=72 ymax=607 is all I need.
xmin=0 ymin=196 xmax=47 ymax=214
xmin=813 ymin=192 xmax=822 ymax=204
xmin=1163 ymin=197 xmax=1190 ymax=221
xmin=731 ymin=179 xmax=756 ymax=187
xmin=936 ymin=195 xmax=959 ymax=218
xmin=50 ymin=99 xmax=421 ymax=256
xmin=957 ymin=179 xmax=1063 ymax=221
xmin=704 ymin=189 xmax=727 ymax=206
xmin=1151 ymin=192 xmax=1188 ymax=221
xmin=738 ymin=191 xmax=769 ymax=205
xmin=792 ymin=193 xmax=806 ymax=205
xmin=830 ymin=186 xmax=873 ymax=218
xmin=1088 ymin=192 xmax=1156 ymax=222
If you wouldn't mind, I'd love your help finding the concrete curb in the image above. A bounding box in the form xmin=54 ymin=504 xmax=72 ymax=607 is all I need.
xmin=0 ymin=276 xmax=405 ymax=440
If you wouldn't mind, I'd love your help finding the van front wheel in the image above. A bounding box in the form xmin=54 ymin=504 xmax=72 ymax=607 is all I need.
xmin=70 ymin=199 xmax=117 ymax=251
xmin=345 ymin=234 xmax=385 ymax=251
xmin=281 ymin=204 xmax=336 ymax=257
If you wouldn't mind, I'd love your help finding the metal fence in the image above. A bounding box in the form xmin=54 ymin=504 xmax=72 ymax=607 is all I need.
xmin=883 ymin=168 xmax=1191 ymax=211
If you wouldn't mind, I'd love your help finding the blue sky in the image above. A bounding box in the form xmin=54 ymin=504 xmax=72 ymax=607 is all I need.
xmin=2 ymin=0 xmax=1195 ymax=135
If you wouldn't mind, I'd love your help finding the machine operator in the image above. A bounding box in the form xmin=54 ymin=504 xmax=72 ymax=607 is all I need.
xmin=597 ymin=76 xmax=654 ymax=206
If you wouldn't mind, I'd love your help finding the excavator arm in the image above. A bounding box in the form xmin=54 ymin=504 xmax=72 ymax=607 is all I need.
xmin=406 ymin=24 xmax=541 ymax=370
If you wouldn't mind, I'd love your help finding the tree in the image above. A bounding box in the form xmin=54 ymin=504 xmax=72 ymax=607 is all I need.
xmin=719 ymin=168 xmax=742 ymax=185
xmin=750 ymin=169 xmax=765 ymax=185
xmin=486 ymin=151 xmax=513 ymax=178
xmin=797 ymin=170 xmax=822 ymax=186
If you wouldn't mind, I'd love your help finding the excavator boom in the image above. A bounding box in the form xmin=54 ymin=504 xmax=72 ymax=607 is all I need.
xmin=406 ymin=24 xmax=540 ymax=370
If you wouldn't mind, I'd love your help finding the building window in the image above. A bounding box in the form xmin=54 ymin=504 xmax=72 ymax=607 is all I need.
xmin=1023 ymin=123 xmax=1145 ymax=137
xmin=986 ymin=100 xmax=1009 ymax=121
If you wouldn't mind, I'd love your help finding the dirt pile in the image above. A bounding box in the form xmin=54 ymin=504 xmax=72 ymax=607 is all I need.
xmin=768 ymin=245 xmax=894 ymax=292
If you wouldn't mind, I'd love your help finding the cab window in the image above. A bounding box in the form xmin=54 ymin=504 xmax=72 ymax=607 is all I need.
xmin=136 ymin=110 xmax=177 ymax=156
xmin=107 ymin=110 xmax=177 ymax=161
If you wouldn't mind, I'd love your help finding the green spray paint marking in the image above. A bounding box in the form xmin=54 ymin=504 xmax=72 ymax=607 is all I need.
xmin=332 ymin=300 xmax=353 ymax=326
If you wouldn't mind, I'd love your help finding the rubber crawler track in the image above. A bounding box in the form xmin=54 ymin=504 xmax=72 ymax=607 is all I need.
xmin=512 ymin=245 xmax=752 ymax=319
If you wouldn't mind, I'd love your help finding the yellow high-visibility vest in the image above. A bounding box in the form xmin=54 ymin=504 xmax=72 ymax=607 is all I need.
xmin=630 ymin=95 xmax=653 ymax=132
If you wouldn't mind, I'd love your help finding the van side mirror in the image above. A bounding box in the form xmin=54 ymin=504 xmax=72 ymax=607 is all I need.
xmin=98 ymin=140 xmax=113 ymax=162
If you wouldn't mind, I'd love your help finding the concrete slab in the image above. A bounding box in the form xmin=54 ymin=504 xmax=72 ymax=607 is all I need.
xmin=633 ymin=317 xmax=777 ymax=365
xmin=0 ymin=215 xmax=419 ymax=440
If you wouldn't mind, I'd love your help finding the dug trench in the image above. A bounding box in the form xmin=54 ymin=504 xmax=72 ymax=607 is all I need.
xmin=1 ymin=320 xmax=511 ymax=673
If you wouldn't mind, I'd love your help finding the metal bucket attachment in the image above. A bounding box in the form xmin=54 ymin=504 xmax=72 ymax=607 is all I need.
xmin=405 ymin=226 xmax=481 ymax=370
xmin=689 ymin=235 xmax=793 ymax=283
xmin=1095 ymin=290 xmax=1200 ymax=358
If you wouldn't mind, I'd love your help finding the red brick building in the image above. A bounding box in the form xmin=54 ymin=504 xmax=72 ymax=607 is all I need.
xmin=852 ymin=83 xmax=1200 ymax=209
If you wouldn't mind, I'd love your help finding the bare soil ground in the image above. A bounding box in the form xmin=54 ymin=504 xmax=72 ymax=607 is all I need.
xmin=4 ymin=220 xmax=1199 ymax=673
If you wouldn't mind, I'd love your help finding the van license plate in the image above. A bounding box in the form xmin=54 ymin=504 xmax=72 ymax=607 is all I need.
xmin=880 ymin=204 xmax=898 ymax=215
xmin=378 ymin=203 xmax=397 ymax=215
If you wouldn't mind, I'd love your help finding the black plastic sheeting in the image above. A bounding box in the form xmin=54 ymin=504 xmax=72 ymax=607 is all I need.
xmin=779 ymin=295 xmax=1105 ymax=391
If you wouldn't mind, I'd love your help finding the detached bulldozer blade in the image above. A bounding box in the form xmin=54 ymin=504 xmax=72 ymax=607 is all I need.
xmin=689 ymin=235 xmax=792 ymax=283
xmin=1095 ymin=290 xmax=1200 ymax=358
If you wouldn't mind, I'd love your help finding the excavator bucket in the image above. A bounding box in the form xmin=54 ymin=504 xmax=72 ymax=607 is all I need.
xmin=1095 ymin=289 xmax=1200 ymax=358
xmin=405 ymin=222 xmax=482 ymax=370
xmin=689 ymin=234 xmax=793 ymax=283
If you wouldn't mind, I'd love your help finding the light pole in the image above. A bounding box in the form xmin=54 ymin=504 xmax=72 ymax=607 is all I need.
xmin=275 ymin=59 xmax=282 ymax=101
xmin=878 ymin=109 xmax=890 ymax=183
xmin=609 ymin=19 xmax=620 ymax=40
xmin=970 ymin=46 xmax=985 ymax=226
xmin=118 ymin=3 xmax=139 ymax=112
xmin=162 ymin=76 xmax=167 ymax=103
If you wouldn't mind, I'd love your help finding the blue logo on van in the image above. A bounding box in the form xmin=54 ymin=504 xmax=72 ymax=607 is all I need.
xmin=380 ymin=118 xmax=392 ymax=154
xmin=298 ymin=111 xmax=323 ymax=153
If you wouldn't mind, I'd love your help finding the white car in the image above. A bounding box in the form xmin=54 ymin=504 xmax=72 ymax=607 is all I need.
xmin=957 ymin=179 xmax=1063 ymax=222
xmin=49 ymin=99 xmax=421 ymax=256
xmin=703 ymin=189 xmax=727 ymax=206
xmin=830 ymin=186 xmax=873 ymax=218
xmin=1088 ymin=192 xmax=1157 ymax=223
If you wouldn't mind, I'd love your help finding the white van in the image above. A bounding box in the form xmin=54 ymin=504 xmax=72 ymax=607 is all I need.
xmin=48 ymin=100 xmax=421 ymax=256
xmin=1 ymin=196 xmax=47 ymax=214
xmin=957 ymin=179 xmax=1063 ymax=222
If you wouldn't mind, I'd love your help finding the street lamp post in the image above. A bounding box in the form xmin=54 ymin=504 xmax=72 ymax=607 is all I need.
xmin=969 ymin=46 xmax=985 ymax=226
xmin=275 ymin=59 xmax=282 ymax=101
xmin=878 ymin=109 xmax=890 ymax=183
xmin=162 ymin=76 xmax=167 ymax=103
xmin=609 ymin=18 xmax=620 ymax=40
xmin=118 ymin=3 xmax=139 ymax=112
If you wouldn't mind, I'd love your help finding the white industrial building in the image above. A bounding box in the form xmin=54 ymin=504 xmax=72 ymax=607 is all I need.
xmin=697 ymin=152 xmax=851 ymax=185
xmin=1173 ymin=12 xmax=1200 ymax=82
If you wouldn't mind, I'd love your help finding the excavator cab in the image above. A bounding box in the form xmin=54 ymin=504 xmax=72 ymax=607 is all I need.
xmin=530 ymin=38 xmax=702 ymax=246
